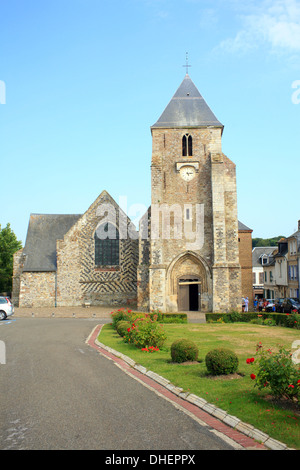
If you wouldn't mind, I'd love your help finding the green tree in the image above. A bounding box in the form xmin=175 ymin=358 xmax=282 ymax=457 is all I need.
xmin=0 ymin=223 xmax=22 ymax=293
xmin=252 ymin=236 xmax=285 ymax=248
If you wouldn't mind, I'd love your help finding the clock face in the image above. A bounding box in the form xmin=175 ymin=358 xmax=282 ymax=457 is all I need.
xmin=180 ymin=166 xmax=196 ymax=182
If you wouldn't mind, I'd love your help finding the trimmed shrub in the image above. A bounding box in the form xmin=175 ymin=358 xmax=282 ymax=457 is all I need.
xmin=205 ymin=348 xmax=239 ymax=375
xmin=170 ymin=339 xmax=199 ymax=363
xmin=116 ymin=320 xmax=131 ymax=337
xmin=161 ymin=313 xmax=187 ymax=323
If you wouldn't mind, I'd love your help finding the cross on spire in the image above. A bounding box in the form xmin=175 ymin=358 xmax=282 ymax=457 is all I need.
xmin=183 ymin=52 xmax=191 ymax=75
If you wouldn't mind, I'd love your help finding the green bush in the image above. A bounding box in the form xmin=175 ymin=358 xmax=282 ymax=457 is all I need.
xmin=110 ymin=308 xmax=187 ymax=328
xmin=252 ymin=343 xmax=300 ymax=402
xmin=124 ymin=318 xmax=167 ymax=349
xmin=250 ymin=317 xmax=276 ymax=326
xmin=205 ymin=348 xmax=239 ymax=375
xmin=162 ymin=313 xmax=187 ymax=323
xmin=206 ymin=313 xmax=256 ymax=323
xmin=205 ymin=312 xmax=300 ymax=329
xmin=170 ymin=339 xmax=199 ymax=363
xmin=116 ymin=320 xmax=131 ymax=337
xmin=110 ymin=308 xmax=133 ymax=328
xmin=285 ymin=313 xmax=300 ymax=329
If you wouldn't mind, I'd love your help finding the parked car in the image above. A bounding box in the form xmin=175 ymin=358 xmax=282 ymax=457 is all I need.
xmin=0 ymin=296 xmax=14 ymax=320
xmin=265 ymin=299 xmax=276 ymax=312
xmin=275 ymin=298 xmax=285 ymax=312
xmin=281 ymin=298 xmax=300 ymax=314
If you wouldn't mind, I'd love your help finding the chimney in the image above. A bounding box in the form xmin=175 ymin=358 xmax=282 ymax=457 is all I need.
xmin=298 ymin=220 xmax=300 ymax=232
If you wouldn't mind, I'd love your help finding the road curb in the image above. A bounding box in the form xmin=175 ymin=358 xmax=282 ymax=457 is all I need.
xmin=86 ymin=324 xmax=294 ymax=451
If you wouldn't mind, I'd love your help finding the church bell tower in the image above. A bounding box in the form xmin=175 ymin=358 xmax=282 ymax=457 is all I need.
xmin=138 ymin=73 xmax=242 ymax=313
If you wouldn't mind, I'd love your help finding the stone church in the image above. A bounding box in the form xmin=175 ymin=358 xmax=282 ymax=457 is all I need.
xmin=13 ymin=74 xmax=252 ymax=312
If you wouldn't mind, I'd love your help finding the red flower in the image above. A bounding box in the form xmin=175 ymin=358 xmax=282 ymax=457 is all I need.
xmin=250 ymin=374 xmax=256 ymax=380
xmin=246 ymin=357 xmax=255 ymax=364
xmin=288 ymin=384 xmax=294 ymax=388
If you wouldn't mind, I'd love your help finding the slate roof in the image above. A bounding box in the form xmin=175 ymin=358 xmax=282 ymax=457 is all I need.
xmin=151 ymin=74 xmax=223 ymax=130
xmin=252 ymin=247 xmax=276 ymax=268
xmin=22 ymin=214 xmax=82 ymax=272
xmin=238 ymin=221 xmax=252 ymax=231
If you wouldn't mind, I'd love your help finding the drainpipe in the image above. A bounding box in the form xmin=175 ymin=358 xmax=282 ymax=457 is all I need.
xmin=55 ymin=270 xmax=57 ymax=308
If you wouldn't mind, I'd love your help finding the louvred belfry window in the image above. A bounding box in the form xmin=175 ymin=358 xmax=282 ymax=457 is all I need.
xmin=94 ymin=223 xmax=119 ymax=266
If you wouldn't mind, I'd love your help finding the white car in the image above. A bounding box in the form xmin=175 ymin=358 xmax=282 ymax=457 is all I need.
xmin=0 ymin=297 xmax=14 ymax=320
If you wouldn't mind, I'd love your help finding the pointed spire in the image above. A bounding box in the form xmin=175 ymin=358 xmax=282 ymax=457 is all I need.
xmin=151 ymin=75 xmax=223 ymax=130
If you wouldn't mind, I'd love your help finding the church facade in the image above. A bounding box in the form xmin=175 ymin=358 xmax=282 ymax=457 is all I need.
xmin=13 ymin=74 xmax=252 ymax=312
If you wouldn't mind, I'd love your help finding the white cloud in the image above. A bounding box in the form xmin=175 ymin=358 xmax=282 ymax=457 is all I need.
xmin=219 ymin=0 xmax=300 ymax=53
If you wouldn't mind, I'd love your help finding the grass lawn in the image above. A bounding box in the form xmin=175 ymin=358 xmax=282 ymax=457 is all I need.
xmin=98 ymin=321 xmax=300 ymax=449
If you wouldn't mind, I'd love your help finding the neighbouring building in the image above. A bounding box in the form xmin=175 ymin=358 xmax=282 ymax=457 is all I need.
xmin=238 ymin=222 xmax=253 ymax=308
xmin=252 ymin=246 xmax=276 ymax=299
xmin=273 ymin=238 xmax=288 ymax=299
xmin=255 ymin=220 xmax=300 ymax=301
xmin=13 ymin=73 xmax=252 ymax=313
xmin=262 ymin=249 xmax=277 ymax=300
xmin=287 ymin=221 xmax=300 ymax=299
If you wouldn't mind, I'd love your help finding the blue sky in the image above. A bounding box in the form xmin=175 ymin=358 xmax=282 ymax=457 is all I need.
xmin=0 ymin=0 xmax=299 ymax=245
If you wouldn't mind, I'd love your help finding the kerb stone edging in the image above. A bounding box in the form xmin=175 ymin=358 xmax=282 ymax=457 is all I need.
xmin=92 ymin=330 xmax=294 ymax=451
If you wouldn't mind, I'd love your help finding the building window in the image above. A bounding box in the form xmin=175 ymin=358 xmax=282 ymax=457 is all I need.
xmin=289 ymin=265 xmax=298 ymax=280
xmin=182 ymin=134 xmax=193 ymax=156
xmin=94 ymin=223 xmax=119 ymax=266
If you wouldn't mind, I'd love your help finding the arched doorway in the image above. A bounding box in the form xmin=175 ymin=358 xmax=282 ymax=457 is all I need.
xmin=178 ymin=276 xmax=201 ymax=311
xmin=166 ymin=251 xmax=211 ymax=313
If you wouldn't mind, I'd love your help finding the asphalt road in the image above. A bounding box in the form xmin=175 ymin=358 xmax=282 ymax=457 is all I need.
xmin=0 ymin=317 xmax=235 ymax=451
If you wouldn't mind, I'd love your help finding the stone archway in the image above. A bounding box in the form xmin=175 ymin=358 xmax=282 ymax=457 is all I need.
xmin=166 ymin=251 xmax=212 ymax=312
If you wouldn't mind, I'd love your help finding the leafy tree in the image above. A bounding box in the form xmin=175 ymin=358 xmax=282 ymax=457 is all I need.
xmin=252 ymin=236 xmax=285 ymax=248
xmin=0 ymin=223 xmax=22 ymax=293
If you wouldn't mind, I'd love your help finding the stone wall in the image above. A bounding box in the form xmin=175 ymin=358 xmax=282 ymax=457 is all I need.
xmin=12 ymin=248 xmax=25 ymax=306
xmin=19 ymin=271 xmax=56 ymax=307
xmin=137 ymin=208 xmax=151 ymax=311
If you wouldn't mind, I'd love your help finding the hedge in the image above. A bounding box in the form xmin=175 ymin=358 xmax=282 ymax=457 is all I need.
xmin=205 ymin=312 xmax=297 ymax=327
xmin=147 ymin=312 xmax=187 ymax=323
